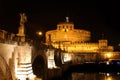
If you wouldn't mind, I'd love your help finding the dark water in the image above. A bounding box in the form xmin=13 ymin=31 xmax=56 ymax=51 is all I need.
xmin=51 ymin=64 xmax=120 ymax=80
xmin=63 ymin=72 xmax=120 ymax=80
xmin=50 ymin=71 xmax=120 ymax=80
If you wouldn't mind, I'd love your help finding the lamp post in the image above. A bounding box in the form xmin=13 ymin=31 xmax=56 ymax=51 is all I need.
xmin=36 ymin=31 xmax=42 ymax=36
xmin=36 ymin=31 xmax=43 ymax=43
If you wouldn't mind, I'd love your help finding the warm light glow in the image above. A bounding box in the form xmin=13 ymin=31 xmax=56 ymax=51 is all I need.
xmin=63 ymin=53 xmax=72 ymax=62
xmin=105 ymin=52 xmax=113 ymax=58
xmin=37 ymin=31 xmax=42 ymax=36
xmin=48 ymin=60 xmax=56 ymax=69
xmin=105 ymin=77 xmax=113 ymax=80
xmin=47 ymin=49 xmax=57 ymax=69
xmin=106 ymin=61 xmax=110 ymax=65
xmin=106 ymin=73 xmax=110 ymax=76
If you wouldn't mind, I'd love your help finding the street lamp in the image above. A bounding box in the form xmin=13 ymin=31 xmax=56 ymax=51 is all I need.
xmin=35 ymin=31 xmax=45 ymax=44
xmin=36 ymin=31 xmax=42 ymax=36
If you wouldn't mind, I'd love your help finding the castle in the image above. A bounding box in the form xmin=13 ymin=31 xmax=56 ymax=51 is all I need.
xmin=46 ymin=17 xmax=120 ymax=63
xmin=46 ymin=17 xmax=114 ymax=53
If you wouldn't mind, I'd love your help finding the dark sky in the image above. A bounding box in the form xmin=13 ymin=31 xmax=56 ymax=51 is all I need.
xmin=0 ymin=0 xmax=120 ymax=46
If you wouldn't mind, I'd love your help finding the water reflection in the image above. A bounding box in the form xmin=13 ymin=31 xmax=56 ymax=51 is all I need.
xmin=67 ymin=72 xmax=120 ymax=80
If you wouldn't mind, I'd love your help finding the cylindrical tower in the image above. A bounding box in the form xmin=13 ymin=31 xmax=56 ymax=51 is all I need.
xmin=46 ymin=18 xmax=90 ymax=45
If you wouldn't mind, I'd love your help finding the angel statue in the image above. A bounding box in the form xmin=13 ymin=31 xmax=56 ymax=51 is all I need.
xmin=20 ymin=13 xmax=27 ymax=26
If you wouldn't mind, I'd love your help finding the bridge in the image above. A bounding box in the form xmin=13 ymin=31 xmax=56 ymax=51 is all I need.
xmin=0 ymin=35 xmax=69 ymax=80
xmin=0 ymin=13 xmax=66 ymax=80
xmin=1 ymin=35 xmax=119 ymax=80
xmin=1 ymin=13 xmax=120 ymax=80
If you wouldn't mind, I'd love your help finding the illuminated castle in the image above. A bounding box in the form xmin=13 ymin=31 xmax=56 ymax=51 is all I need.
xmin=46 ymin=17 xmax=114 ymax=53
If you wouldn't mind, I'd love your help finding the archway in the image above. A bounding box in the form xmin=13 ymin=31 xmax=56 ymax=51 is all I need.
xmin=54 ymin=49 xmax=63 ymax=67
xmin=0 ymin=55 xmax=12 ymax=80
xmin=32 ymin=55 xmax=47 ymax=79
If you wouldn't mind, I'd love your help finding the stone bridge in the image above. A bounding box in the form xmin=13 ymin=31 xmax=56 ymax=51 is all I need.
xmin=31 ymin=42 xmax=64 ymax=79
xmin=1 ymin=39 xmax=120 ymax=80
xmin=0 ymin=39 xmax=64 ymax=80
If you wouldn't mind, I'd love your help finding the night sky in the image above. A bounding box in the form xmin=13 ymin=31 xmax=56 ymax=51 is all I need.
xmin=0 ymin=0 xmax=120 ymax=46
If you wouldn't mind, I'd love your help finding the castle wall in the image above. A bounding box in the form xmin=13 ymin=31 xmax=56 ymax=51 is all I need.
xmin=46 ymin=29 xmax=90 ymax=43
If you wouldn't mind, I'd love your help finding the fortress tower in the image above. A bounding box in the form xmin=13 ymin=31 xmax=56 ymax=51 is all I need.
xmin=46 ymin=17 xmax=91 ymax=52
xmin=46 ymin=17 xmax=114 ymax=53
